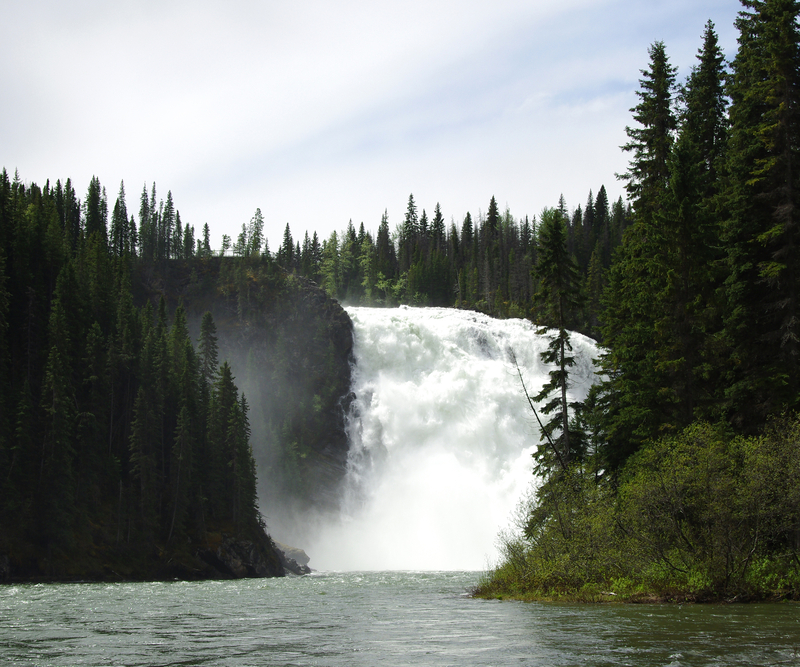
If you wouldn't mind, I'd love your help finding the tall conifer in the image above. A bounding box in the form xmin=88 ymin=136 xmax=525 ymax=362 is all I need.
xmin=723 ymin=0 xmax=800 ymax=425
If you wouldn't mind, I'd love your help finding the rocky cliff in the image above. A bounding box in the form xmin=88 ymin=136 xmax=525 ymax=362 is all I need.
xmin=136 ymin=257 xmax=355 ymax=514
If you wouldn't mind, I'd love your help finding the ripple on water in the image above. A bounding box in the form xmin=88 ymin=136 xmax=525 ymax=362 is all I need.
xmin=2 ymin=573 xmax=799 ymax=666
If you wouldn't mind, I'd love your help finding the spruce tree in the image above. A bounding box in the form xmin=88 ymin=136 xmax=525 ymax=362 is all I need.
xmin=620 ymin=41 xmax=678 ymax=223
xmin=110 ymin=182 xmax=128 ymax=258
xmin=399 ymin=194 xmax=418 ymax=272
xmin=248 ymin=209 xmax=265 ymax=256
xmin=138 ymin=184 xmax=153 ymax=262
xmin=532 ymin=208 xmax=584 ymax=471
xmin=84 ymin=176 xmax=108 ymax=244
xmin=600 ymin=42 xmax=680 ymax=469
xmin=648 ymin=20 xmax=729 ymax=427
xmin=723 ymin=0 xmax=800 ymax=426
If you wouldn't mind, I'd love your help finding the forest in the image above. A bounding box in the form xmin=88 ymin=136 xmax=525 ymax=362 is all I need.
xmin=2 ymin=0 xmax=799 ymax=594
xmin=0 ymin=169 xmax=290 ymax=578
xmin=477 ymin=0 xmax=800 ymax=601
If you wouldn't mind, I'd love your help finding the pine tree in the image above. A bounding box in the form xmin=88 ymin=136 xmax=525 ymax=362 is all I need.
xmin=598 ymin=40 xmax=688 ymax=470
xmin=129 ymin=385 xmax=158 ymax=540
xmin=161 ymin=191 xmax=175 ymax=260
xmin=620 ymin=41 xmax=678 ymax=223
xmin=0 ymin=251 xmax=10 ymax=515
xmin=376 ymin=210 xmax=395 ymax=278
xmin=40 ymin=268 xmax=78 ymax=550
xmin=649 ymin=20 xmax=728 ymax=427
xmin=399 ymin=194 xmax=418 ymax=271
xmin=248 ymin=209 xmax=265 ymax=256
xmin=110 ymin=182 xmax=128 ymax=258
xmin=167 ymin=404 xmax=193 ymax=543
xmin=172 ymin=210 xmax=183 ymax=259
xmin=532 ymin=208 xmax=584 ymax=471
xmin=202 ymin=223 xmax=212 ymax=257
xmin=279 ymin=223 xmax=294 ymax=268
xmin=723 ymin=0 xmax=800 ymax=426
xmin=182 ymin=222 xmax=194 ymax=259
xmin=198 ymin=311 xmax=219 ymax=388
xmin=320 ymin=231 xmax=341 ymax=298
xmin=84 ymin=176 xmax=108 ymax=245
xmin=431 ymin=203 xmax=446 ymax=252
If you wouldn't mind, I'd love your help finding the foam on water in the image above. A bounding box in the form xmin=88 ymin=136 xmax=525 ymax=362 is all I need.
xmin=309 ymin=306 xmax=600 ymax=571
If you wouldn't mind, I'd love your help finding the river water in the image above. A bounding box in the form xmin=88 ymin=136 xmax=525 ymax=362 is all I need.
xmin=2 ymin=571 xmax=798 ymax=666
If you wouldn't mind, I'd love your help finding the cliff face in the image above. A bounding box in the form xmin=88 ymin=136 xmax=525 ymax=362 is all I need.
xmin=136 ymin=257 xmax=355 ymax=515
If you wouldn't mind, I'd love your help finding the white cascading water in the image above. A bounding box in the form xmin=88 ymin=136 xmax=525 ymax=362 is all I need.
xmin=309 ymin=306 xmax=600 ymax=571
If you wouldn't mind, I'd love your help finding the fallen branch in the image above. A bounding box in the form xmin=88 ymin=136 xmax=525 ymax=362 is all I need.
xmin=510 ymin=349 xmax=568 ymax=474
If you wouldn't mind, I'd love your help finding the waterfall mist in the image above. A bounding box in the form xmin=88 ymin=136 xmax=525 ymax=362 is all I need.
xmin=306 ymin=306 xmax=600 ymax=571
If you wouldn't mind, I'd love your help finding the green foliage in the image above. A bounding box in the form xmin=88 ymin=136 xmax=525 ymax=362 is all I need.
xmin=722 ymin=0 xmax=800 ymax=427
xmin=0 ymin=176 xmax=270 ymax=578
xmin=274 ymin=191 xmax=619 ymax=328
xmin=477 ymin=417 xmax=800 ymax=601
xmin=620 ymin=41 xmax=678 ymax=222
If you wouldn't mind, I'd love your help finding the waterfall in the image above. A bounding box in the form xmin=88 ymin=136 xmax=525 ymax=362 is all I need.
xmin=309 ymin=306 xmax=600 ymax=571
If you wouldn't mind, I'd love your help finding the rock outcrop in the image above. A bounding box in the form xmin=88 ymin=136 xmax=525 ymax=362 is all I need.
xmin=273 ymin=541 xmax=312 ymax=575
xmin=138 ymin=260 xmax=355 ymax=512
xmin=197 ymin=533 xmax=285 ymax=579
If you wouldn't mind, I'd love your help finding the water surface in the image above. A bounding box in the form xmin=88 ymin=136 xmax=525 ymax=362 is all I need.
xmin=2 ymin=571 xmax=799 ymax=666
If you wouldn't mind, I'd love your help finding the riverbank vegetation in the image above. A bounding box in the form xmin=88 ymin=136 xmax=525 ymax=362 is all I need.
xmin=0 ymin=176 xmax=351 ymax=580
xmin=476 ymin=418 xmax=800 ymax=602
xmin=477 ymin=0 xmax=800 ymax=602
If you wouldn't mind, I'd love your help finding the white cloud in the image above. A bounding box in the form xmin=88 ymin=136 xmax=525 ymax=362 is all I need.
xmin=1 ymin=0 xmax=741 ymax=247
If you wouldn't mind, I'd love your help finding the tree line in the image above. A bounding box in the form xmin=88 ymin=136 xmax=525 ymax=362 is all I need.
xmin=479 ymin=0 xmax=800 ymax=601
xmin=0 ymin=173 xmax=260 ymax=572
xmin=256 ymin=187 xmax=630 ymax=340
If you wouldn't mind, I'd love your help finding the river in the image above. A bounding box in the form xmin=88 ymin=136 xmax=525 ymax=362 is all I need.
xmin=2 ymin=571 xmax=798 ymax=666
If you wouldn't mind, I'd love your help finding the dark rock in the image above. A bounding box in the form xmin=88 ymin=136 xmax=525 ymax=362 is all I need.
xmin=137 ymin=261 xmax=356 ymax=512
xmin=198 ymin=534 xmax=285 ymax=579
xmin=0 ymin=555 xmax=9 ymax=582
xmin=273 ymin=541 xmax=312 ymax=575
xmin=274 ymin=541 xmax=310 ymax=566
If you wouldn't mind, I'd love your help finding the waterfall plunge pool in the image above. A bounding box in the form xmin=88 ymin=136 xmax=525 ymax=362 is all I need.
xmin=3 ymin=572 xmax=798 ymax=666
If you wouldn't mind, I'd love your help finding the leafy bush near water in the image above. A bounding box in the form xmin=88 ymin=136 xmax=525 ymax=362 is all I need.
xmin=475 ymin=417 xmax=800 ymax=601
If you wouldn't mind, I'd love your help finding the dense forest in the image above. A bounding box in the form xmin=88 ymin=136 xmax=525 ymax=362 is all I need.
xmin=478 ymin=0 xmax=800 ymax=601
xmin=0 ymin=174 xmax=319 ymax=579
xmin=254 ymin=185 xmax=630 ymax=341
xmin=3 ymin=0 xmax=799 ymax=594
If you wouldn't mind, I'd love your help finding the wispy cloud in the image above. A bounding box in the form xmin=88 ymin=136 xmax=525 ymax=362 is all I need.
xmin=2 ymin=0 xmax=741 ymax=246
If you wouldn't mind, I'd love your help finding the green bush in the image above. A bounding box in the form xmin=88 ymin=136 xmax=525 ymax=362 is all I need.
xmin=475 ymin=416 xmax=800 ymax=601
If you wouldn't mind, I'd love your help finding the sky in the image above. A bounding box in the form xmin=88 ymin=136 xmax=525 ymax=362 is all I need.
xmin=3 ymin=0 xmax=741 ymax=250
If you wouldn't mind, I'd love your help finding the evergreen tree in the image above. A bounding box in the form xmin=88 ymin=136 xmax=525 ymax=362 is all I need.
xmin=649 ymin=20 xmax=728 ymax=427
xmin=40 ymin=266 xmax=78 ymax=550
xmin=182 ymin=222 xmax=194 ymax=259
xmin=320 ymin=231 xmax=341 ymax=298
xmin=138 ymin=183 xmax=152 ymax=261
xmin=723 ymin=0 xmax=800 ymax=426
xmin=198 ymin=311 xmax=219 ymax=388
xmin=375 ymin=210 xmax=395 ymax=278
xmin=202 ymin=223 xmax=212 ymax=257
xmin=279 ymin=223 xmax=294 ymax=268
xmin=172 ymin=210 xmax=183 ymax=259
xmin=161 ymin=191 xmax=175 ymax=260
xmin=431 ymin=203 xmax=446 ymax=251
xmin=532 ymin=208 xmax=584 ymax=471
xmin=110 ymin=182 xmax=128 ymax=258
xmin=399 ymin=194 xmax=418 ymax=271
xmin=84 ymin=176 xmax=108 ymax=244
xmin=620 ymin=41 xmax=678 ymax=223
xmin=248 ymin=209 xmax=265 ymax=256
xmin=599 ymin=40 xmax=693 ymax=470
